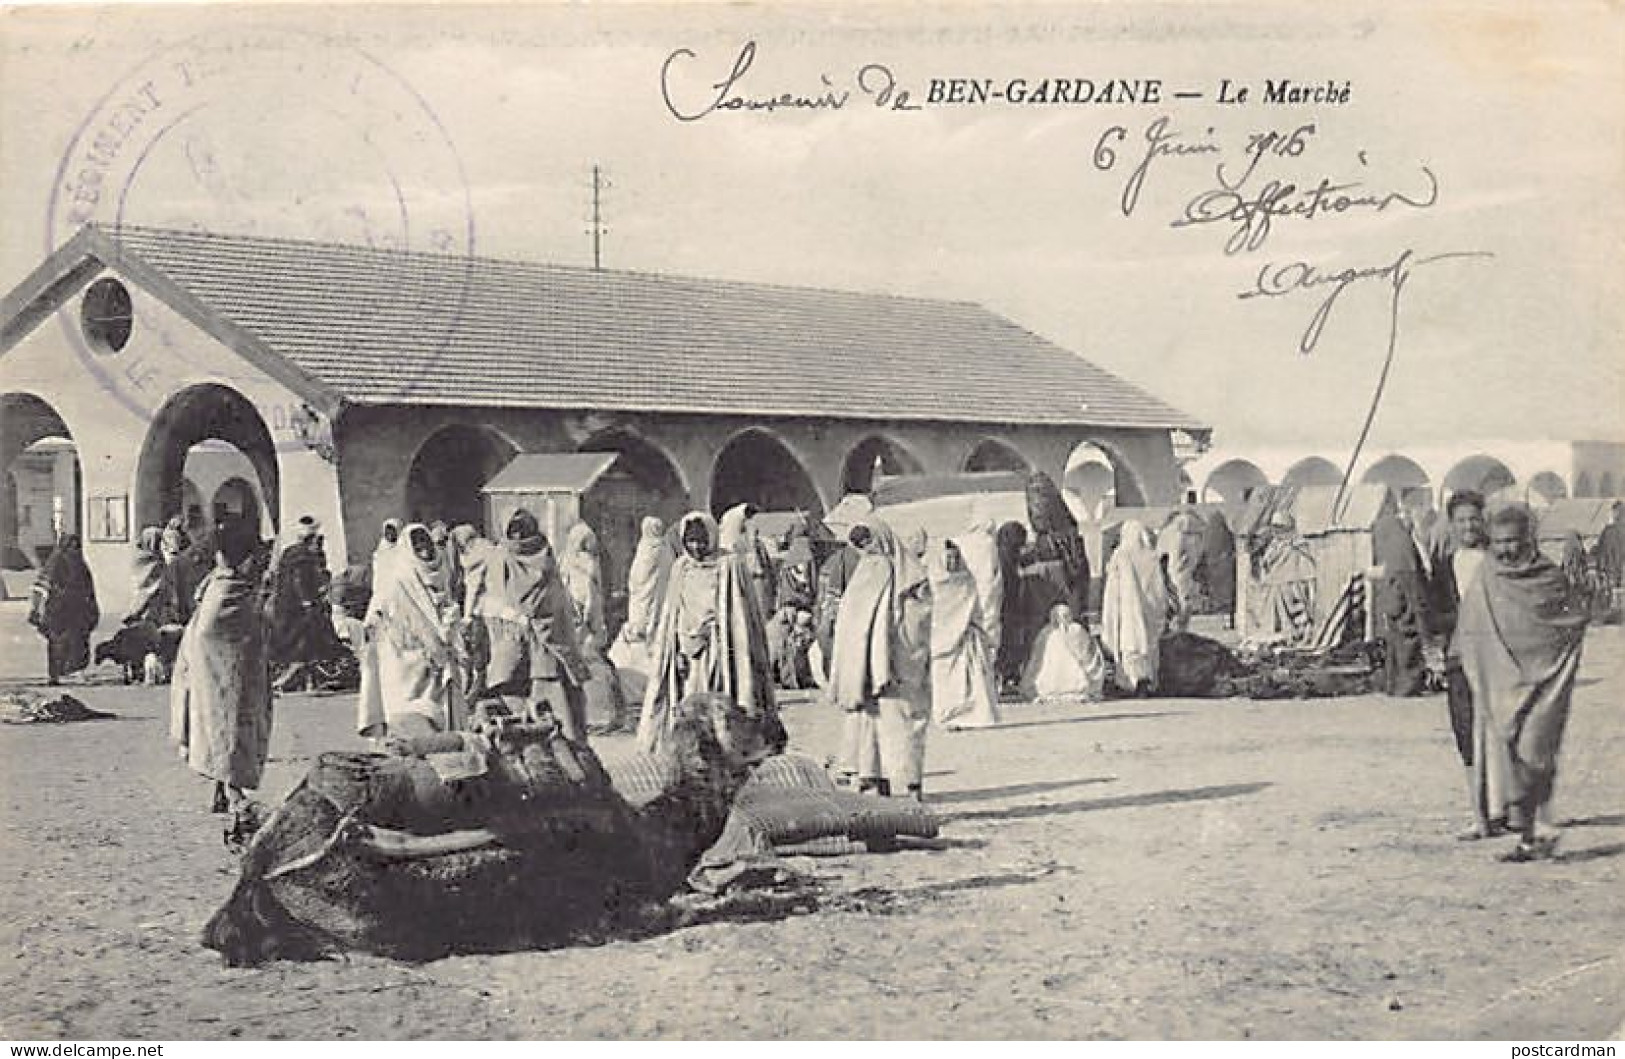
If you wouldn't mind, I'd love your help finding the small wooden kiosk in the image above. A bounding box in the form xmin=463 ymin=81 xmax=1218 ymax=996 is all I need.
xmin=480 ymin=453 xmax=619 ymax=550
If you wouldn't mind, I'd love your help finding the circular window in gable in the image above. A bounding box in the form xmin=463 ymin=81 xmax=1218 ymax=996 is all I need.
xmin=81 ymin=277 xmax=134 ymax=354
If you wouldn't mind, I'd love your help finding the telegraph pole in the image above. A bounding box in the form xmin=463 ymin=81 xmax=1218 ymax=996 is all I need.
xmin=589 ymin=165 xmax=608 ymax=271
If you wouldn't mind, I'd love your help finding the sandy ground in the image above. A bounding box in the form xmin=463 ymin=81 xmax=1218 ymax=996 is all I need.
xmin=1 ymin=603 xmax=1621 ymax=1040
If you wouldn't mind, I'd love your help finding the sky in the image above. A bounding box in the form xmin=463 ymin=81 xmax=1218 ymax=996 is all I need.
xmin=2 ymin=1 xmax=1621 ymax=452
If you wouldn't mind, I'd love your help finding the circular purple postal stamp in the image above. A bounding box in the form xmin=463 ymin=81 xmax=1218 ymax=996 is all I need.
xmin=47 ymin=26 xmax=477 ymax=453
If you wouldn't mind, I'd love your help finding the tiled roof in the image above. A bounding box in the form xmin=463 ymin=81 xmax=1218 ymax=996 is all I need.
xmin=81 ymin=224 xmax=1204 ymax=429
xmin=482 ymin=453 xmax=618 ymax=494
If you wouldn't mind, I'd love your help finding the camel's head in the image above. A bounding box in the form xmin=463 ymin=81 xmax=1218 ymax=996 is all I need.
xmin=647 ymin=694 xmax=783 ymax=836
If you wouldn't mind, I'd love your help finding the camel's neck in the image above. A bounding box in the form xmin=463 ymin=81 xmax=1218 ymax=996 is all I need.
xmin=635 ymin=769 xmax=748 ymax=889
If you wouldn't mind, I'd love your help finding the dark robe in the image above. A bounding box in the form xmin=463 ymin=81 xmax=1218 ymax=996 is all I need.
xmin=29 ymin=536 xmax=99 ymax=680
xmin=1372 ymin=513 xmax=1429 ymax=697
xmin=994 ymin=521 xmax=1031 ymax=686
xmin=1024 ymin=473 xmax=1090 ymax=620
xmin=1592 ymin=520 xmax=1624 ymax=587
xmin=1197 ymin=512 xmax=1237 ymax=618
xmin=268 ymin=541 xmax=341 ymax=666
xmin=816 ymin=544 xmax=864 ymax=663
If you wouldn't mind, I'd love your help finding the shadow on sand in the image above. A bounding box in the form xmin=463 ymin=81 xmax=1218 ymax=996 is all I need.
xmin=1555 ymin=842 xmax=1625 ymax=865
xmin=989 ymin=710 xmax=1184 ymax=731
xmin=1560 ymin=814 xmax=1625 ymax=828
xmin=943 ymin=781 xmax=1273 ymax=824
xmin=929 ymin=776 xmax=1116 ymax=805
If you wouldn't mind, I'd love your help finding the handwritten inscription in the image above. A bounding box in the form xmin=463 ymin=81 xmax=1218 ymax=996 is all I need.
xmin=1240 ymin=249 xmax=1494 ymax=356
xmin=661 ymin=41 xmax=919 ymax=121
xmin=1092 ymin=113 xmax=1483 ymax=355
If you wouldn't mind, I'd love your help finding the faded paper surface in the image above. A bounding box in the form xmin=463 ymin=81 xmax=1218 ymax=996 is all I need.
xmin=1 ymin=0 xmax=1623 ymax=1043
xmin=3 ymin=2 xmax=1620 ymax=450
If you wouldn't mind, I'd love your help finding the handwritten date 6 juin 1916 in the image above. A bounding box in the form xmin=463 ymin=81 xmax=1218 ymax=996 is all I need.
xmin=1093 ymin=115 xmax=1439 ymax=255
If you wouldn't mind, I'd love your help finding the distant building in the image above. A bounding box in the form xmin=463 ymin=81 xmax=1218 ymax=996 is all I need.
xmin=1188 ymin=440 xmax=1625 ymax=510
xmin=2 ymin=224 xmax=1204 ymax=617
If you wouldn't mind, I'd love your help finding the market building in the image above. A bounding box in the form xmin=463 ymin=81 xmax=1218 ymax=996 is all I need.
xmin=1 ymin=224 xmax=1205 ymax=617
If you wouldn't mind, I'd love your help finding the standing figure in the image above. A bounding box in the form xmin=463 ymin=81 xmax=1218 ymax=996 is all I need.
xmin=1591 ymin=501 xmax=1624 ymax=591
xmin=28 ymin=533 xmax=99 ymax=685
xmin=928 ymin=539 xmax=1000 ymax=731
xmin=124 ymin=526 xmax=186 ymax=679
xmin=370 ymin=519 xmax=402 ymax=602
xmin=561 ymin=522 xmax=629 ymax=734
xmin=1372 ymin=510 xmax=1431 ymax=697
xmin=1433 ymin=491 xmax=1493 ymax=838
xmin=719 ymin=503 xmax=778 ymax=620
xmin=815 ymin=525 xmax=870 ymax=677
xmin=358 ymin=523 xmax=466 ymax=737
xmin=268 ymin=517 xmax=341 ymax=692
xmin=1024 ymin=472 xmax=1091 ymax=623
xmin=1198 ymin=510 xmax=1237 ymax=627
xmin=993 ymin=521 xmax=1031 ymax=691
xmin=829 ymin=518 xmax=934 ymax=799
xmin=775 ymin=518 xmax=818 ymax=612
xmin=1451 ymin=504 xmax=1589 ymax=861
xmin=623 ymin=516 xmax=673 ymax=644
xmin=1156 ymin=510 xmax=1201 ymax=633
xmin=955 ymin=518 xmax=1005 ymax=661
xmin=161 ymin=524 xmax=201 ymax=619
xmin=169 ymin=517 xmax=272 ymax=817
xmin=638 ymin=511 xmax=782 ymax=755
xmin=465 ymin=509 xmax=591 ymax=742
xmin=1101 ymin=520 xmax=1170 ymax=695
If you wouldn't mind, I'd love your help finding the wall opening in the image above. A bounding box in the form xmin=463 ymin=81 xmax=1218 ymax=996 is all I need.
xmin=962 ymin=438 xmax=1031 ymax=475
xmin=580 ymin=429 xmax=690 ymax=633
xmin=1443 ymin=454 xmax=1517 ymax=500
xmin=712 ymin=429 xmax=824 ymax=517
xmin=404 ymin=424 xmax=518 ymax=536
xmin=841 ymin=435 xmax=925 ymax=495
xmin=1202 ymin=458 xmax=1268 ymax=504
xmin=135 ymin=384 xmax=279 ymax=540
xmin=1065 ymin=440 xmax=1146 ymax=517
xmin=2 ymin=393 xmax=81 ymax=569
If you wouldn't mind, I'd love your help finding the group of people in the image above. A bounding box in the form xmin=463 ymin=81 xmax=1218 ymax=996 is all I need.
xmin=1388 ymin=491 xmax=1604 ymax=861
xmin=24 ymin=479 xmax=1613 ymax=849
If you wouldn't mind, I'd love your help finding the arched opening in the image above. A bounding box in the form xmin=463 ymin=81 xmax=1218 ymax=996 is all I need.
xmin=177 ymin=438 xmax=273 ymax=539
xmin=1065 ymin=440 xmax=1147 ymax=517
xmin=136 ymin=384 xmax=279 ymax=539
xmin=579 ymin=429 xmax=690 ymax=632
xmin=841 ymin=435 xmax=925 ymax=495
xmin=2 ymin=393 xmax=81 ymax=569
xmin=405 ymin=424 xmax=519 ymax=535
xmin=962 ymin=438 xmax=1031 ymax=475
xmin=1574 ymin=471 xmax=1594 ymax=499
xmin=1203 ymin=459 xmax=1268 ymax=504
xmin=1525 ymin=471 xmax=1568 ymax=506
xmin=1361 ymin=454 xmax=1432 ymax=512
xmin=1601 ymin=472 xmax=1618 ymax=498
xmin=1282 ymin=456 xmax=1342 ymax=490
xmin=1443 ymin=454 xmax=1517 ymax=500
xmin=211 ymin=476 xmax=262 ymax=528
xmin=711 ymin=429 xmax=824 ymax=517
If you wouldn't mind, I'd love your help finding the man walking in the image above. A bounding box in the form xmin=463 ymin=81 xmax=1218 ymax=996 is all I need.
xmin=1429 ymin=491 xmax=1494 ymax=838
xmin=1450 ymin=504 xmax=1589 ymax=862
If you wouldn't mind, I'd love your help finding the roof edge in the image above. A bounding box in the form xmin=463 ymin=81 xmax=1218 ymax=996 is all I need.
xmin=0 ymin=224 xmax=346 ymax=418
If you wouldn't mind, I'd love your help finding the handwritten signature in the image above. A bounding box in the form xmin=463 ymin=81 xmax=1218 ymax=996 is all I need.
xmin=1238 ymin=248 xmax=1493 ymax=355
xmin=1175 ymin=167 xmax=1439 ymax=255
xmin=661 ymin=41 xmax=919 ymax=121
